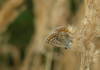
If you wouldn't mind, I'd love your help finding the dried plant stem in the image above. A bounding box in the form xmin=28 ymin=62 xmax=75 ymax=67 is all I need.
xmin=80 ymin=45 xmax=95 ymax=70
xmin=78 ymin=0 xmax=97 ymax=70
xmin=45 ymin=50 xmax=53 ymax=70
xmin=0 ymin=0 xmax=24 ymax=32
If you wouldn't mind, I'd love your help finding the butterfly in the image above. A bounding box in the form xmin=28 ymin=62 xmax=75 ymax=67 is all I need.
xmin=46 ymin=26 xmax=73 ymax=49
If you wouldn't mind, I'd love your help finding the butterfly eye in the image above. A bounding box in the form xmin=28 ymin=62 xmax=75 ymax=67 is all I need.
xmin=46 ymin=26 xmax=73 ymax=49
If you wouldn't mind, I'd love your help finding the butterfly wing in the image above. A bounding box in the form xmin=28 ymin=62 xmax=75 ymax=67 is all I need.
xmin=46 ymin=26 xmax=72 ymax=49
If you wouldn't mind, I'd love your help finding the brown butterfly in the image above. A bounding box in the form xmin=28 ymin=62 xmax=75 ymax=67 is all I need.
xmin=46 ymin=26 xmax=73 ymax=49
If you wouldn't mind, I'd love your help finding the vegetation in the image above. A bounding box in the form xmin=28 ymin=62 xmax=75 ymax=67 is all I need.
xmin=0 ymin=0 xmax=100 ymax=70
